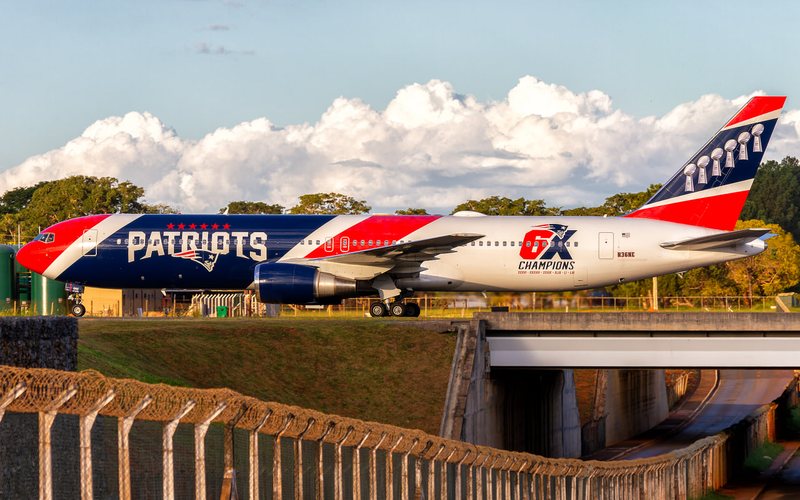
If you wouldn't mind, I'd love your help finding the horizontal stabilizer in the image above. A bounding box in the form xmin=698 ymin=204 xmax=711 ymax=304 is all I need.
xmin=660 ymin=228 xmax=771 ymax=251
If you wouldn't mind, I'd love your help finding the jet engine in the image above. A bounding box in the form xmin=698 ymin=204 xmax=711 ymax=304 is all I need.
xmin=254 ymin=262 xmax=359 ymax=304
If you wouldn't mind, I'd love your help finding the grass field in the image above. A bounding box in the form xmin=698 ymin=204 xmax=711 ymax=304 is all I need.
xmin=78 ymin=318 xmax=456 ymax=434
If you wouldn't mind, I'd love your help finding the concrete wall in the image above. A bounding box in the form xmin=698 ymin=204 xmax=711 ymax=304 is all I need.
xmin=444 ymin=320 xmax=582 ymax=457
xmin=0 ymin=316 xmax=77 ymax=370
xmin=604 ymin=369 xmax=669 ymax=446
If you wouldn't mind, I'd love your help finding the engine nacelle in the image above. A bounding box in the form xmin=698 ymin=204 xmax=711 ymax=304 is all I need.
xmin=254 ymin=262 xmax=358 ymax=304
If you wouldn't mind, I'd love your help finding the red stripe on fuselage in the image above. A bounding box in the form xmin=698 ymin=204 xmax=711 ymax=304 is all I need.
xmin=303 ymin=215 xmax=442 ymax=258
xmin=625 ymin=190 xmax=749 ymax=231
xmin=725 ymin=96 xmax=786 ymax=128
xmin=16 ymin=214 xmax=110 ymax=275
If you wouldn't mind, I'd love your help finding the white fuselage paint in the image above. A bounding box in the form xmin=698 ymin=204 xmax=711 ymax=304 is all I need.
xmin=311 ymin=215 xmax=763 ymax=292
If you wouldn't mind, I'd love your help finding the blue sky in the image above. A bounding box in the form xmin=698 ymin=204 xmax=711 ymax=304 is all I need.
xmin=1 ymin=0 xmax=799 ymax=212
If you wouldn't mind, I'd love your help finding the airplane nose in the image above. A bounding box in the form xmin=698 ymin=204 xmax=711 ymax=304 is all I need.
xmin=15 ymin=242 xmax=48 ymax=274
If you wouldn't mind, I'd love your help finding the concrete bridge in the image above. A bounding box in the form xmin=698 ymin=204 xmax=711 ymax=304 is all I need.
xmin=440 ymin=312 xmax=800 ymax=458
xmin=482 ymin=312 xmax=800 ymax=368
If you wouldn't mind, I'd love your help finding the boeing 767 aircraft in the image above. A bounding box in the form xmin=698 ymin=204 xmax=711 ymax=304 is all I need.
xmin=15 ymin=96 xmax=786 ymax=317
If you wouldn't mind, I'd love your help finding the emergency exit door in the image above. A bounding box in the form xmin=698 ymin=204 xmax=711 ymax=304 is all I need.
xmin=598 ymin=232 xmax=614 ymax=259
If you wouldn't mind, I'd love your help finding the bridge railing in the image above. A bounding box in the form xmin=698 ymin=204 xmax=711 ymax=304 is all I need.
xmin=0 ymin=365 xmax=792 ymax=499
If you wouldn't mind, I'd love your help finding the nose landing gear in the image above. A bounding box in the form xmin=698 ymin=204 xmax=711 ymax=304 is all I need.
xmin=66 ymin=283 xmax=86 ymax=317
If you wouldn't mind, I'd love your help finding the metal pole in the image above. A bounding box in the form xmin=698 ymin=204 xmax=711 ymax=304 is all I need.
xmin=370 ymin=433 xmax=388 ymax=500
xmin=118 ymin=396 xmax=152 ymax=500
xmin=316 ymin=422 xmax=335 ymax=500
xmin=294 ymin=418 xmax=316 ymax=500
xmin=247 ymin=410 xmax=272 ymax=500
xmin=80 ymin=390 xmax=115 ymax=500
xmin=194 ymin=402 xmax=227 ymax=500
xmin=162 ymin=400 xmax=196 ymax=500
xmin=272 ymin=414 xmax=296 ymax=500
xmin=39 ymin=386 xmax=77 ymax=500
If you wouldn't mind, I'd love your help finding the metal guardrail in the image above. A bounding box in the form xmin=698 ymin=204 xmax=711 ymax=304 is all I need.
xmin=0 ymin=366 xmax=792 ymax=499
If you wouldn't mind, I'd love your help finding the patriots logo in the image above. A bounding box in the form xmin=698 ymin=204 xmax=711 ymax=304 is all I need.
xmin=173 ymin=249 xmax=220 ymax=272
xmin=536 ymin=223 xmax=568 ymax=240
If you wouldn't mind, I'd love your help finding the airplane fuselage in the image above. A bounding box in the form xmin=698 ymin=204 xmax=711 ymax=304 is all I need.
xmin=22 ymin=213 xmax=763 ymax=293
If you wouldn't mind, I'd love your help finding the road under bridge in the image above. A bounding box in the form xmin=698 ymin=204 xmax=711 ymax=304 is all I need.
xmin=441 ymin=312 xmax=800 ymax=458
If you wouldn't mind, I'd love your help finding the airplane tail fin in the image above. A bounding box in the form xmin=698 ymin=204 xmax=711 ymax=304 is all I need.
xmin=625 ymin=95 xmax=786 ymax=230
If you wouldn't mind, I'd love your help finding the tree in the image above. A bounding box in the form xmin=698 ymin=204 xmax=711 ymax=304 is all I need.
xmin=451 ymin=196 xmax=560 ymax=216
xmin=395 ymin=208 xmax=429 ymax=215
xmin=0 ymin=182 xmax=49 ymax=214
xmin=741 ymin=157 xmax=800 ymax=242
xmin=563 ymin=184 xmax=661 ymax=216
xmin=8 ymin=176 xmax=160 ymax=239
xmin=221 ymin=201 xmax=285 ymax=214
xmin=289 ymin=193 xmax=371 ymax=215
xmin=725 ymin=219 xmax=800 ymax=297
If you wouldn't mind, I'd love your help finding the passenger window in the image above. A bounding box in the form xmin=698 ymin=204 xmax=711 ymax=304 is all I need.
xmin=533 ymin=242 xmax=538 ymax=248
xmin=503 ymin=241 xmax=507 ymax=247
xmin=527 ymin=241 xmax=532 ymax=247
xmin=308 ymin=240 xmax=312 ymax=245
xmin=368 ymin=240 xmax=373 ymax=246
xmin=566 ymin=242 xmax=570 ymax=247
xmin=575 ymin=242 xmax=579 ymax=247
xmin=510 ymin=241 xmax=514 ymax=247
xmin=479 ymin=241 xmax=483 ymax=247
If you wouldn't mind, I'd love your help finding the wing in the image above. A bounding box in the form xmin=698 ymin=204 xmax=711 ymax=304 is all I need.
xmin=660 ymin=228 xmax=772 ymax=251
xmin=281 ymin=233 xmax=484 ymax=280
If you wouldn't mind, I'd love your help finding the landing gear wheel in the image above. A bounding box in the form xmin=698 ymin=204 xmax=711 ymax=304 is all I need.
xmin=390 ymin=302 xmax=407 ymax=317
xmin=405 ymin=303 xmax=421 ymax=317
xmin=369 ymin=302 xmax=388 ymax=317
xmin=71 ymin=303 xmax=86 ymax=317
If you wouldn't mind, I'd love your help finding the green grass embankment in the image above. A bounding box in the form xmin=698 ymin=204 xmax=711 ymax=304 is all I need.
xmin=78 ymin=319 xmax=456 ymax=434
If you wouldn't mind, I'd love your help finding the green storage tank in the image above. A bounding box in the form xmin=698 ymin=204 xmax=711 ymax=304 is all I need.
xmin=14 ymin=256 xmax=31 ymax=307
xmin=0 ymin=246 xmax=15 ymax=311
xmin=31 ymin=273 xmax=67 ymax=315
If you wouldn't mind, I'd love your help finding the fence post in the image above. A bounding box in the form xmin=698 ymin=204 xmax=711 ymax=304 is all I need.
xmin=414 ymin=440 xmax=432 ymax=500
xmin=427 ymin=444 xmax=445 ymax=500
xmin=334 ymin=426 xmax=354 ymax=500
xmin=371 ymin=432 xmax=388 ymax=500
xmin=39 ymin=385 xmax=77 ymax=500
xmin=316 ymin=422 xmax=336 ymax=500
xmin=163 ymin=400 xmax=196 ymax=500
xmin=352 ymin=430 xmax=370 ymax=500
xmin=220 ymin=405 xmax=246 ymax=500
xmin=455 ymin=450 xmax=471 ymax=500
xmin=118 ymin=396 xmax=152 ymax=500
xmin=441 ymin=448 xmax=456 ymax=499
xmin=80 ymin=389 xmax=115 ymax=500
xmin=400 ymin=438 xmax=418 ymax=500
xmin=386 ymin=436 xmax=404 ymax=500
xmin=295 ymin=418 xmax=316 ymax=500
xmin=247 ymin=410 xmax=272 ymax=500
xmin=272 ymin=414 xmax=296 ymax=500
xmin=194 ymin=402 xmax=227 ymax=500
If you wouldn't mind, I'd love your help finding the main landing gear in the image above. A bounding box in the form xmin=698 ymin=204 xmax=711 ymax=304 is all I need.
xmin=66 ymin=282 xmax=86 ymax=317
xmin=369 ymin=301 xmax=421 ymax=317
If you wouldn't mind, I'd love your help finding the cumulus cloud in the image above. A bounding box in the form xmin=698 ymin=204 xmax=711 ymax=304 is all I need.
xmin=1 ymin=77 xmax=796 ymax=213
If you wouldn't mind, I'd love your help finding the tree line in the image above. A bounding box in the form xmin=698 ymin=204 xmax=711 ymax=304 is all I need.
xmin=3 ymin=157 xmax=800 ymax=296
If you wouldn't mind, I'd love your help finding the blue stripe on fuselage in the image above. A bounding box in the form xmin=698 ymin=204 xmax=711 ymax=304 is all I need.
xmin=56 ymin=214 xmax=336 ymax=289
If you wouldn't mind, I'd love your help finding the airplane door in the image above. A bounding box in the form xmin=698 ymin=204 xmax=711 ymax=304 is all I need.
xmin=324 ymin=237 xmax=334 ymax=253
xmin=598 ymin=232 xmax=614 ymax=259
xmin=82 ymin=229 xmax=98 ymax=257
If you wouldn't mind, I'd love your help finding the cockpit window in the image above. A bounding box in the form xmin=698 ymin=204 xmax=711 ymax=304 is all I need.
xmin=34 ymin=232 xmax=55 ymax=244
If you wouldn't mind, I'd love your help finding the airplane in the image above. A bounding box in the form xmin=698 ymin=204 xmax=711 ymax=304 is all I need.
xmin=15 ymin=95 xmax=786 ymax=318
